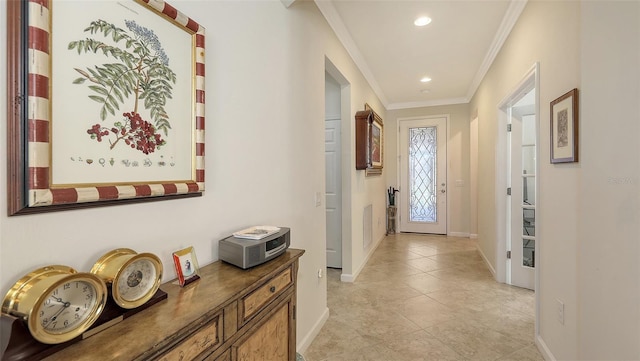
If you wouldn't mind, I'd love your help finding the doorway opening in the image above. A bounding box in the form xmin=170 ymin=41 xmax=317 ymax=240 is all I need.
xmin=506 ymin=88 xmax=537 ymax=289
xmin=325 ymin=71 xmax=342 ymax=269
xmin=324 ymin=58 xmax=351 ymax=275
xmin=496 ymin=63 xmax=539 ymax=293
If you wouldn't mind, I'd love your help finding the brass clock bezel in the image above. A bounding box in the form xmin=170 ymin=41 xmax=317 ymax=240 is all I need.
xmin=1 ymin=265 xmax=108 ymax=344
xmin=91 ymin=248 xmax=163 ymax=309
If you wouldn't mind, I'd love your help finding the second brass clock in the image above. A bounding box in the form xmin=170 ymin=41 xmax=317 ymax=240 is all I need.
xmin=91 ymin=249 xmax=163 ymax=309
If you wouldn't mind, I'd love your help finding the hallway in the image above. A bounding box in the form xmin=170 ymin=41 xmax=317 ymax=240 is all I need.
xmin=303 ymin=233 xmax=543 ymax=361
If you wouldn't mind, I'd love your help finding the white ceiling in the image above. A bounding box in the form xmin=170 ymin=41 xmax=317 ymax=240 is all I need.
xmin=314 ymin=0 xmax=527 ymax=110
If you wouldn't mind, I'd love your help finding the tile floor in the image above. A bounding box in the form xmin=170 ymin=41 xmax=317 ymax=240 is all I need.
xmin=303 ymin=233 xmax=544 ymax=361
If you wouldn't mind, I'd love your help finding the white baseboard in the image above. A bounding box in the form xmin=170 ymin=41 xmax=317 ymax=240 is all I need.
xmin=448 ymin=231 xmax=470 ymax=238
xmin=340 ymin=273 xmax=355 ymax=282
xmin=476 ymin=243 xmax=496 ymax=278
xmin=536 ymin=334 xmax=556 ymax=361
xmin=340 ymin=233 xmax=385 ymax=283
xmin=470 ymin=233 xmax=478 ymax=239
xmin=297 ymin=307 xmax=329 ymax=354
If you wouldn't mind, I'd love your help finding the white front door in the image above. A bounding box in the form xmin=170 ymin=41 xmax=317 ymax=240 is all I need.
xmin=399 ymin=117 xmax=447 ymax=234
xmin=325 ymin=117 xmax=342 ymax=268
xmin=507 ymin=89 xmax=536 ymax=290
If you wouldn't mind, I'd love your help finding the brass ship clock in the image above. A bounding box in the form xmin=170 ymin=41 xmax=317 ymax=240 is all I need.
xmin=91 ymin=248 xmax=163 ymax=309
xmin=1 ymin=266 xmax=108 ymax=344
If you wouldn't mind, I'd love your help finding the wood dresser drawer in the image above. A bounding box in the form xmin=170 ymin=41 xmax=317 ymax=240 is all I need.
xmin=234 ymin=301 xmax=291 ymax=361
xmin=240 ymin=266 xmax=292 ymax=324
xmin=158 ymin=314 xmax=221 ymax=361
xmin=210 ymin=349 xmax=230 ymax=361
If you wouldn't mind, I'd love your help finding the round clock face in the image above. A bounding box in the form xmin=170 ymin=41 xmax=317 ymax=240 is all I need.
xmin=90 ymin=249 xmax=162 ymax=309
xmin=35 ymin=279 xmax=99 ymax=335
xmin=117 ymin=258 xmax=158 ymax=302
xmin=2 ymin=268 xmax=110 ymax=344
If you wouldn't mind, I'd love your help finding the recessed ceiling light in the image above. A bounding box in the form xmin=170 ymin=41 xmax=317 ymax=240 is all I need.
xmin=420 ymin=77 xmax=432 ymax=83
xmin=414 ymin=16 xmax=432 ymax=27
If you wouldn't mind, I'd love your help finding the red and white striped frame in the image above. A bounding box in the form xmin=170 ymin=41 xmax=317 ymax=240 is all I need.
xmin=25 ymin=0 xmax=205 ymax=208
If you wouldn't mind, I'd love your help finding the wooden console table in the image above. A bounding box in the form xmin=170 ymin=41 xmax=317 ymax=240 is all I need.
xmin=6 ymin=249 xmax=304 ymax=361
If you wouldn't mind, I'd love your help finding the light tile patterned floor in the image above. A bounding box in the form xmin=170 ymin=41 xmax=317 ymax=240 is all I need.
xmin=303 ymin=233 xmax=544 ymax=361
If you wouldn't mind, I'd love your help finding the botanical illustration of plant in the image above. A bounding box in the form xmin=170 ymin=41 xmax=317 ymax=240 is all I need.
xmin=69 ymin=19 xmax=176 ymax=155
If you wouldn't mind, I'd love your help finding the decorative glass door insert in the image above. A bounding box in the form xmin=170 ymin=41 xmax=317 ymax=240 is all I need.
xmin=409 ymin=127 xmax=437 ymax=223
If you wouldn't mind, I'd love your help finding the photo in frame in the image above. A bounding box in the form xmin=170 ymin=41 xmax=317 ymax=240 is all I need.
xmin=7 ymin=0 xmax=206 ymax=215
xmin=365 ymin=103 xmax=384 ymax=176
xmin=550 ymin=88 xmax=579 ymax=163
xmin=172 ymin=246 xmax=200 ymax=287
xmin=370 ymin=116 xmax=383 ymax=166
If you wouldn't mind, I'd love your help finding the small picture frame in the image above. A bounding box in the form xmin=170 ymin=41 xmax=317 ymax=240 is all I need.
xmin=550 ymin=88 xmax=579 ymax=163
xmin=172 ymin=247 xmax=200 ymax=287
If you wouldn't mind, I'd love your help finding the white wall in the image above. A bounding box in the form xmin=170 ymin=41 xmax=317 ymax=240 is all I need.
xmin=386 ymin=104 xmax=471 ymax=236
xmin=469 ymin=1 xmax=581 ymax=359
xmin=0 ymin=0 xmax=387 ymax=350
xmin=578 ymin=1 xmax=640 ymax=358
xmin=325 ymin=73 xmax=341 ymax=119
xmin=471 ymin=0 xmax=640 ymax=359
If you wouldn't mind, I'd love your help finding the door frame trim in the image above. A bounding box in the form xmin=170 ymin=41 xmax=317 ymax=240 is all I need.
xmin=325 ymin=57 xmax=351 ymax=276
xmin=496 ymin=62 xmax=540 ymax=336
xmin=396 ymin=114 xmax=450 ymax=235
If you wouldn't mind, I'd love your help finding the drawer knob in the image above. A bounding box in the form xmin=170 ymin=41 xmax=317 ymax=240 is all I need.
xmin=269 ymin=286 xmax=276 ymax=293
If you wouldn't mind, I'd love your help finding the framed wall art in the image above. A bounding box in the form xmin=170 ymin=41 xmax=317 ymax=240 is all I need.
xmin=550 ymin=88 xmax=579 ymax=163
xmin=7 ymin=0 xmax=206 ymax=215
xmin=354 ymin=104 xmax=383 ymax=176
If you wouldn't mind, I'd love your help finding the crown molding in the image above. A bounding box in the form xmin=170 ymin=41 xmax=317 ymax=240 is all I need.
xmin=281 ymin=0 xmax=298 ymax=8
xmin=314 ymin=0 xmax=389 ymax=107
xmin=386 ymin=97 xmax=470 ymax=111
xmin=466 ymin=0 xmax=528 ymax=101
xmin=316 ymin=0 xmax=526 ymax=110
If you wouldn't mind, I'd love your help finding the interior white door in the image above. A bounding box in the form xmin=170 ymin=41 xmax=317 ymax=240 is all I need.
xmin=399 ymin=117 xmax=447 ymax=234
xmin=508 ymin=94 xmax=536 ymax=290
xmin=325 ymin=117 xmax=342 ymax=268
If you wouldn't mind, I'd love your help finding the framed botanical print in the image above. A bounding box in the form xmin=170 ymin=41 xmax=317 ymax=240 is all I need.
xmin=7 ymin=0 xmax=206 ymax=215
